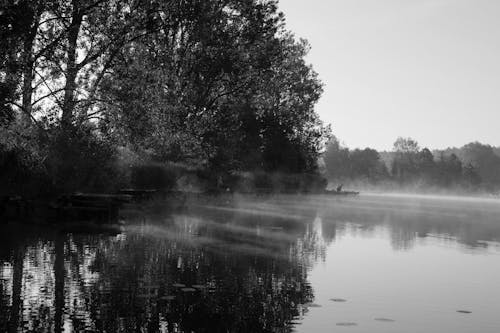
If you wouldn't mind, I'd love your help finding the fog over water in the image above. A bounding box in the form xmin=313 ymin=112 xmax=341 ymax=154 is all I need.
xmin=1 ymin=193 xmax=500 ymax=332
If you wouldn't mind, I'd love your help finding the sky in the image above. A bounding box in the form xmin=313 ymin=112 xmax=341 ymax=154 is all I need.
xmin=278 ymin=0 xmax=500 ymax=151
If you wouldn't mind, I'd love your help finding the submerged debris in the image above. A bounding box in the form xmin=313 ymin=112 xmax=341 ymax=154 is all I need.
xmin=457 ymin=310 xmax=472 ymax=314
xmin=181 ymin=287 xmax=196 ymax=292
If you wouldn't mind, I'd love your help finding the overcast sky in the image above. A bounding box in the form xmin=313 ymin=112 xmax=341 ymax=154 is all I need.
xmin=278 ymin=0 xmax=500 ymax=151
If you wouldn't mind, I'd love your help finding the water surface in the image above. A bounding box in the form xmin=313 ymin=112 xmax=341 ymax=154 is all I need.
xmin=1 ymin=193 xmax=500 ymax=332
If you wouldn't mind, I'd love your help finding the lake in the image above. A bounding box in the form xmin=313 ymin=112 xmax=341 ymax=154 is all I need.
xmin=1 ymin=193 xmax=500 ymax=332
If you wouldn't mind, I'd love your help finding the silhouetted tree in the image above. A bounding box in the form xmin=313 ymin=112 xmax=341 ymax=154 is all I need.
xmin=435 ymin=153 xmax=462 ymax=186
xmin=391 ymin=137 xmax=420 ymax=181
xmin=415 ymin=148 xmax=435 ymax=181
xmin=101 ymin=1 xmax=328 ymax=174
xmin=323 ymin=136 xmax=493 ymax=191
xmin=462 ymin=163 xmax=482 ymax=188
xmin=323 ymin=136 xmax=350 ymax=179
xmin=2 ymin=0 xmax=330 ymax=194
xmin=349 ymin=148 xmax=387 ymax=180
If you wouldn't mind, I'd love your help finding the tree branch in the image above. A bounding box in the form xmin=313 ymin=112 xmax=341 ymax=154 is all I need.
xmin=34 ymin=31 xmax=66 ymax=59
xmin=6 ymin=101 xmax=42 ymax=126
xmin=34 ymin=69 xmax=64 ymax=110
xmin=31 ymin=88 xmax=65 ymax=106
xmin=38 ymin=15 xmax=70 ymax=27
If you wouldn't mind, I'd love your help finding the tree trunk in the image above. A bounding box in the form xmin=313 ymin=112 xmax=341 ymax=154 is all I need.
xmin=21 ymin=38 xmax=35 ymax=122
xmin=21 ymin=3 xmax=42 ymax=123
xmin=61 ymin=4 xmax=83 ymax=130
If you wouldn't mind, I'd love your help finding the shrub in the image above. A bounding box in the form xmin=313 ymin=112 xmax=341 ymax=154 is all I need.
xmin=44 ymin=126 xmax=123 ymax=193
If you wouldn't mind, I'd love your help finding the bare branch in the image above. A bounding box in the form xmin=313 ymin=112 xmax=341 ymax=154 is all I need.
xmin=34 ymin=32 xmax=66 ymax=59
xmin=34 ymin=69 xmax=64 ymax=110
xmin=31 ymin=88 xmax=65 ymax=106
xmin=38 ymin=15 xmax=71 ymax=26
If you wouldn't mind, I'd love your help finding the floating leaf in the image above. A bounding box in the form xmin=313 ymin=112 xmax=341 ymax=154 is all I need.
xmin=330 ymin=298 xmax=347 ymax=302
xmin=374 ymin=318 xmax=395 ymax=322
xmin=336 ymin=322 xmax=357 ymax=326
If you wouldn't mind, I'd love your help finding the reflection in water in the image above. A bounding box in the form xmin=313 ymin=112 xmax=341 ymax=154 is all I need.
xmin=1 ymin=194 xmax=500 ymax=332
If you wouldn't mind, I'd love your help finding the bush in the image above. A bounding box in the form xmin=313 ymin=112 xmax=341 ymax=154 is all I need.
xmin=44 ymin=126 xmax=124 ymax=193
xmin=0 ymin=122 xmax=54 ymax=197
xmin=0 ymin=147 xmax=52 ymax=197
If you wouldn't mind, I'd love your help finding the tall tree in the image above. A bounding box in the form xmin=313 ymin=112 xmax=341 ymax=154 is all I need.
xmin=391 ymin=137 xmax=420 ymax=180
xmin=101 ymin=0 xmax=328 ymax=173
xmin=323 ymin=136 xmax=350 ymax=179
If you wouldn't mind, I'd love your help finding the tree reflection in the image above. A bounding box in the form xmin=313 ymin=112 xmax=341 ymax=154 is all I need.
xmin=0 ymin=203 xmax=325 ymax=332
xmin=2 ymin=195 xmax=499 ymax=332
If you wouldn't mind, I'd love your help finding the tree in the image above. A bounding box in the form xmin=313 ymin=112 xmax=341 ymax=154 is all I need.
xmin=391 ymin=137 xmax=420 ymax=181
xmin=462 ymin=163 xmax=481 ymax=187
xmin=2 ymin=0 xmax=330 ymax=194
xmin=349 ymin=148 xmax=387 ymax=180
xmin=101 ymin=0 xmax=328 ymax=174
xmin=0 ymin=0 xmax=163 ymax=131
xmin=393 ymin=137 xmax=419 ymax=154
xmin=416 ymin=148 xmax=435 ymax=181
xmin=0 ymin=0 xmax=41 ymax=123
xmin=323 ymin=136 xmax=350 ymax=179
xmin=459 ymin=143 xmax=500 ymax=187
xmin=435 ymin=153 xmax=463 ymax=186
xmin=256 ymin=35 xmax=328 ymax=173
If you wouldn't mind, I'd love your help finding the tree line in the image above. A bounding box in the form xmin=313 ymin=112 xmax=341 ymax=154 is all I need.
xmin=0 ymin=0 xmax=330 ymax=195
xmin=323 ymin=137 xmax=500 ymax=191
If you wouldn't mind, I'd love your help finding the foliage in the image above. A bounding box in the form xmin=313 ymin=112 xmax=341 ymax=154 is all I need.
xmin=323 ymin=136 xmax=388 ymax=182
xmin=43 ymin=125 xmax=123 ymax=193
xmin=100 ymin=1 xmax=329 ymax=175
xmin=444 ymin=142 xmax=500 ymax=188
xmin=323 ymin=136 xmax=490 ymax=191
xmin=1 ymin=0 xmax=330 ymax=195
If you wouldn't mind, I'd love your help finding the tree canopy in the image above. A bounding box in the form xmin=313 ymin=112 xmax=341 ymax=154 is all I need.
xmin=323 ymin=136 xmax=490 ymax=191
xmin=1 ymin=0 xmax=330 ymax=193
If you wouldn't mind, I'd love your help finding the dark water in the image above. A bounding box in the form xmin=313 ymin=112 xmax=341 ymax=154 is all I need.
xmin=1 ymin=193 xmax=500 ymax=332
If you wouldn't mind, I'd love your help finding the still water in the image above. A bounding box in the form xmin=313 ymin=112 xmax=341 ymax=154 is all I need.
xmin=1 ymin=193 xmax=500 ymax=332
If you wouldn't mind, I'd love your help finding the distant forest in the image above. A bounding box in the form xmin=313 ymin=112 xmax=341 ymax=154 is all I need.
xmin=323 ymin=137 xmax=500 ymax=192
xmin=0 ymin=0 xmax=330 ymax=195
